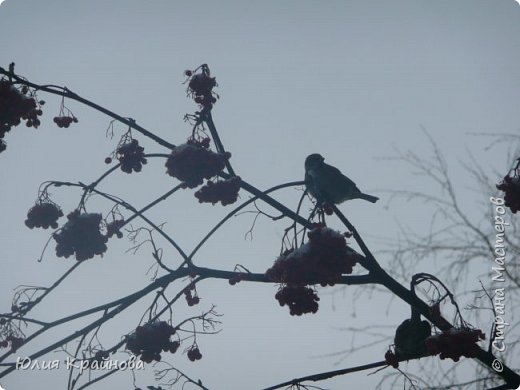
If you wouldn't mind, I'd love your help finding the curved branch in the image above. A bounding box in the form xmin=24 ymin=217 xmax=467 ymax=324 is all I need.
xmin=262 ymin=359 xmax=393 ymax=390
xmin=0 ymin=66 xmax=176 ymax=150
xmin=189 ymin=180 xmax=305 ymax=260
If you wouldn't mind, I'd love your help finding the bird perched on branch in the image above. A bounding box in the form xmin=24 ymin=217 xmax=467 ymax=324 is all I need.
xmin=304 ymin=153 xmax=379 ymax=204
xmin=394 ymin=308 xmax=431 ymax=358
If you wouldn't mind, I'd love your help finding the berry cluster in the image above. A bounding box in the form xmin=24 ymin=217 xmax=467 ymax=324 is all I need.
xmin=322 ymin=202 xmax=334 ymax=216
xmin=384 ymin=350 xmax=399 ymax=368
xmin=184 ymin=285 xmax=200 ymax=306
xmin=394 ymin=318 xmax=431 ymax=357
xmin=25 ymin=202 xmax=63 ymax=229
xmin=185 ymin=67 xmax=218 ymax=109
xmin=165 ymin=138 xmax=230 ymax=188
xmin=53 ymin=211 xmax=108 ymax=261
xmin=187 ymin=346 xmax=203 ymax=361
xmin=228 ymin=273 xmax=246 ymax=285
xmin=275 ymin=285 xmax=320 ymax=316
xmin=53 ymin=115 xmax=78 ymax=128
xmin=1 ymin=79 xmax=43 ymax=152
xmin=86 ymin=350 xmax=110 ymax=368
xmin=0 ymin=335 xmax=24 ymax=352
xmin=194 ymin=177 xmax=241 ymax=206
xmin=93 ymin=350 xmax=109 ymax=362
xmin=425 ymin=328 xmax=485 ymax=362
xmin=126 ymin=321 xmax=178 ymax=363
xmin=266 ymin=227 xmax=360 ymax=286
xmin=497 ymin=173 xmax=520 ymax=213
xmin=117 ymin=139 xmax=147 ymax=173
xmin=106 ymin=219 xmax=125 ymax=239
xmin=266 ymin=228 xmax=360 ymax=316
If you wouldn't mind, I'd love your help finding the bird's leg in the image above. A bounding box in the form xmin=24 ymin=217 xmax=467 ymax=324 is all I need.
xmin=319 ymin=207 xmax=326 ymax=225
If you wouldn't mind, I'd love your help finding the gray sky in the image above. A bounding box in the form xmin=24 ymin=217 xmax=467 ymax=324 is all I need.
xmin=1 ymin=1 xmax=520 ymax=389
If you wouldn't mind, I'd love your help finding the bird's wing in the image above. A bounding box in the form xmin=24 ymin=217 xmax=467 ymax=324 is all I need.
xmin=321 ymin=164 xmax=361 ymax=195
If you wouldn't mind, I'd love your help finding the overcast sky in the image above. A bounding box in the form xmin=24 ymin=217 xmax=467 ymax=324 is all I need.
xmin=1 ymin=1 xmax=520 ymax=389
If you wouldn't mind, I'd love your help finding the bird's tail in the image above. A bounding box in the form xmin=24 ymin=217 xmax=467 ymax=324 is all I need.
xmin=359 ymin=193 xmax=379 ymax=203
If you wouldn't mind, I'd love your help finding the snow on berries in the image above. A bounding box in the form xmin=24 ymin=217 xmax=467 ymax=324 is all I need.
xmin=496 ymin=169 xmax=520 ymax=213
xmin=425 ymin=327 xmax=485 ymax=362
xmin=116 ymin=139 xmax=147 ymax=173
xmin=266 ymin=227 xmax=360 ymax=286
xmin=125 ymin=321 xmax=178 ymax=363
xmin=184 ymin=284 xmax=200 ymax=306
xmin=165 ymin=138 xmax=230 ymax=188
xmin=53 ymin=210 xmax=108 ymax=261
xmin=0 ymin=78 xmax=43 ymax=152
xmin=194 ymin=176 xmax=241 ymax=206
xmin=25 ymin=202 xmax=63 ymax=229
xmin=266 ymin=227 xmax=360 ymax=315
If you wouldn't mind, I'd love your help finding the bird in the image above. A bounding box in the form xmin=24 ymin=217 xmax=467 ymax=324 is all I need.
xmin=304 ymin=153 xmax=379 ymax=204
xmin=394 ymin=310 xmax=431 ymax=358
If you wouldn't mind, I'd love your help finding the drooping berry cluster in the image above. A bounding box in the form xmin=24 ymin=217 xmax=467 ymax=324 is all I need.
xmin=228 ymin=273 xmax=246 ymax=285
xmin=24 ymin=202 xmax=63 ymax=229
xmin=117 ymin=139 xmax=147 ymax=173
xmin=165 ymin=138 xmax=230 ymax=188
xmin=425 ymin=328 xmax=485 ymax=362
xmin=275 ymin=285 xmax=319 ymax=316
xmin=496 ymin=172 xmax=520 ymax=213
xmin=1 ymin=79 xmax=43 ymax=152
xmin=86 ymin=350 xmax=110 ymax=369
xmin=187 ymin=346 xmax=203 ymax=361
xmin=125 ymin=321 xmax=178 ymax=363
xmin=184 ymin=284 xmax=200 ymax=306
xmin=53 ymin=211 xmax=108 ymax=261
xmin=106 ymin=219 xmax=125 ymax=238
xmin=0 ymin=335 xmax=24 ymax=352
xmin=194 ymin=177 xmax=241 ymax=206
xmin=266 ymin=227 xmax=360 ymax=286
xmin=322 ymin=202 xmax=334 ymax=216
xmin=385 ymin=349 xmax=399 ymax=368
xmin=266 ymin=227 xmax=360 ymax=316
xmin=53 ymin=115 xmax=78 ymax=128
xmin=185 ymin=66 xmax=218 ymax=109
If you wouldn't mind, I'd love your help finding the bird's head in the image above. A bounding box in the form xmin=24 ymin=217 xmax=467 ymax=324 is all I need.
xmin=305 ymin=153 xmax=325 ymax=171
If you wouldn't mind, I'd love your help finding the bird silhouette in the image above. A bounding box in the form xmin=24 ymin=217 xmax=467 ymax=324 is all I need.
xmin=394 ymin=309 xmax=431 ymax=358
xmin=304 ymin=153 xmax=378 ymax=204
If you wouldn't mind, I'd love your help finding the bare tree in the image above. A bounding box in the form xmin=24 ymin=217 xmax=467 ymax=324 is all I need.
xmin=370 ymin=133 xmax=520 ymax=389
